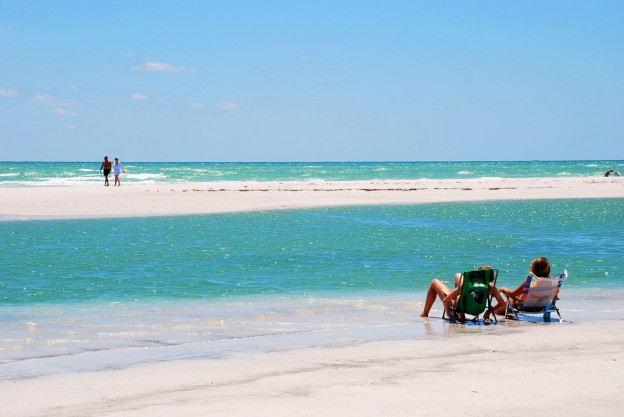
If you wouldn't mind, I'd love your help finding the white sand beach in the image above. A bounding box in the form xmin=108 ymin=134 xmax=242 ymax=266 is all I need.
xmin=2 ymin=177 xmax=623 ymax=417
xmin=1 ymin=176 xmax=623 ymax=220
xmin=2 ymin=319 xmax=623 ymax=417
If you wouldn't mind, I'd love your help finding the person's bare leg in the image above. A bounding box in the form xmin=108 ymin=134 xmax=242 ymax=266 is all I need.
xmin=484 ymin=286 xmax=507 ymax=320
xmin=493 ymin=288 xmax=508 ymax=316
xmin=442 ymin=288 xmax=458 ymax=320
xmin=420 ymin=279 xmax=450 ymax=317
xmin=454 ymin=272 xmax=462 ymax=288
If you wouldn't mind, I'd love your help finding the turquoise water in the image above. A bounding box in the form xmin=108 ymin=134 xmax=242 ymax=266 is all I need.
xmin=1 ymin=160 xmax=623 ymax=185
xmin=2 ymin=199 xmax=623 ymax=306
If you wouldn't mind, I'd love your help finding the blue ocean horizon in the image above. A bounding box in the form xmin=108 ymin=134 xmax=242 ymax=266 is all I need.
xmin=1 ymin=160 xmax=623 ymax=186
xmin=1 ymin=161 xmax=623 ymax=379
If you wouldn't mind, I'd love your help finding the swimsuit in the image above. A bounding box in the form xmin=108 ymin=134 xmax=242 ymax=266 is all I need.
xmin=101 ymin=161 xmax=111 ymax=176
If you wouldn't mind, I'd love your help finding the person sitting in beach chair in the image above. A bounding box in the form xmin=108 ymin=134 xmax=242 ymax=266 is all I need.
xmin=490 ymin=257 xmax=567 ymax=321
xmin=450 ymin=268 xmax=501 ymax=323
xmin=420 ymin=266 xmax=504 ymax=323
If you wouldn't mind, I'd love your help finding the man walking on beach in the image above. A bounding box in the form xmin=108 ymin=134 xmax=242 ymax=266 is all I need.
xmin=113 ymin=157 xmax=125 ymax=186
xmin=99 ymin=156 xmax=111 ymax=186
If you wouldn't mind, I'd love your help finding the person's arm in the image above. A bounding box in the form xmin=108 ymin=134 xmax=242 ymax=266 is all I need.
xmin=500 ymin=282 xmax=525 ymax=300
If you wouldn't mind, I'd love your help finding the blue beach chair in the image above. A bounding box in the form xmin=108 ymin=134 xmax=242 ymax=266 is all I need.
xmin=504 ymin=270 xmax=567 ymax=322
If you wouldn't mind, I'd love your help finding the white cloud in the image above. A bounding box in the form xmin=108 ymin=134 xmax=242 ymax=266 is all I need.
xmin=131 ymin=61 xmax=198 ymax=73
xmin=0 ymin=89 xmax=19 ymax=97
xmin=33 ymin=94 xmax=79 ymax=107
xmin=132 ymin=92 xmax=149 ymax=101
xmin=54 ymin=108 xmax=77 ymax=117
xmin=191 ymin=102 xmax=205 ymax=109
xmin=217 ymin=101 xmax=239 ymax=112
xmin=33 ymin=94 xmax=55 ymax=105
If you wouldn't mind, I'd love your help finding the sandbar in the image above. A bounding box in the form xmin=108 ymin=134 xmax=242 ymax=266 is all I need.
xmin=1 ymin=177 xmax=623 ymax=220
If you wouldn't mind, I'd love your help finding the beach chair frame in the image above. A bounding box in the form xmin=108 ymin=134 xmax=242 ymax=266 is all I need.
xmin=447 ymin=268 xmax=499 ymax=324
xmin=504 ymin=270 xmax=567 ymax=322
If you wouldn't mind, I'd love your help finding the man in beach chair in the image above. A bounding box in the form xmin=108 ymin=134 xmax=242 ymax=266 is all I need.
xmin=421 ymin=266 xmax=503 ymax=324
xmin=501 ymin=270 xmax=567 ymax=322
xmin=448 ymin=268 xmax=500 ymax=324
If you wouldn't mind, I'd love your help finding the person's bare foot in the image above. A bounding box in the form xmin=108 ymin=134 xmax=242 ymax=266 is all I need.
xmin=483 ymin=312 xmax=492 ymax=325
xmin=419 ymin=313 xmax=428 ymax=318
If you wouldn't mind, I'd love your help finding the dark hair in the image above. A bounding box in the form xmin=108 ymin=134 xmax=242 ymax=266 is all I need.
xmin=530 ymin=257 xmax=551 ymax=277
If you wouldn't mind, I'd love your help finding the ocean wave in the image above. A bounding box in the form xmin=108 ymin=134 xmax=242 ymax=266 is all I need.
xmin=301 ymin=178 xmax=328 ymax=183
xmin=201 ymin=170 xmax=239 ymax=176
xmin=457 ymin=171 xmax=474 ymax=175
xmin=125 ymin=173 xmax=166 ymax=180
xmin=159 ymin=168 xmax=226 ymax=174
xmin=0 ymin=177 xmax=103 ymax=187
xmin=0 ymin=173 xmax=168 ymax=186
xmin=0 ymin=173 xmax=19 ymax=177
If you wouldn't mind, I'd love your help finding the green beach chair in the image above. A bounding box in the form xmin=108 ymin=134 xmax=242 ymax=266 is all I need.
xmin=504 ymin=270 xmax=567 ymax=322
xmin=448 ymin=268 xmax=499 ymax=324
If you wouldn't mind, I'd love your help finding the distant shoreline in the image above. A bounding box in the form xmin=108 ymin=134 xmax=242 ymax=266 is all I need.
xmin=1 ymin=177 xmax=623 ymax=221
xmin=1 ymin=160 xmax=622 ymax=187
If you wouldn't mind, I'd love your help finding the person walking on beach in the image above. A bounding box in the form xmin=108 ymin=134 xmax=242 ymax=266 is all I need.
xmin=113 ymin=157 xmax=125 ymax=186
xmin=99 ymin=156 xmax=112 ymax=186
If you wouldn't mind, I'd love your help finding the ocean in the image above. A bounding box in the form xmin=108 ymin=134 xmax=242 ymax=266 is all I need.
xmin=1 ymin=160 xmax=623 ymax=186
xmin=1 ymin=161 xmax=623 ymax=379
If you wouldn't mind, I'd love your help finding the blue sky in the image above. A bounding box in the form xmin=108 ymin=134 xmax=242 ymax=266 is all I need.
xmin=1 ymin=0 xmax=622 ymax=162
